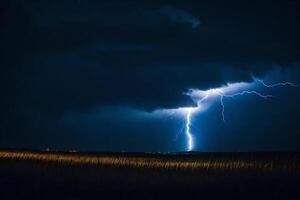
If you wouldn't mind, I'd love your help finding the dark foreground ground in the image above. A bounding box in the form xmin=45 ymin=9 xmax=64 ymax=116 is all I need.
xmin=0 ymin=150 xmax=300 ymax=200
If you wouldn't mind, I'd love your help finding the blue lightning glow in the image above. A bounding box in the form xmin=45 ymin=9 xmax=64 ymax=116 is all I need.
xmin=183 ymin=107 xmax=199 ymax=151
xmin=152 ymin=78 xmax=298 ymax=151
xmin=182 ymin=79 xmax=298 ymax=151
xmin=186 ymin=108 xmax=193 ymax=151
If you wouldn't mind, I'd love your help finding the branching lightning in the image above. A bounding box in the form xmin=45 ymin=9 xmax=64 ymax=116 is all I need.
xmin=256 ymin=79 xmax=298 ymax=88
xmin=220 ymin=90 xmax=273 ymax=122
xmin=180 ymin=79 xmax=298 ymax=151
xmin=152 ymin=78 xmax=298 ymax=151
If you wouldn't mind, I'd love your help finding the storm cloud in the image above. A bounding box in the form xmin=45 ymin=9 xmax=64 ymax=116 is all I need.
xmin=1 ymin=0 xmax=300 ymax=151
xmin=159 ymin=6 xmax=201 ymax=28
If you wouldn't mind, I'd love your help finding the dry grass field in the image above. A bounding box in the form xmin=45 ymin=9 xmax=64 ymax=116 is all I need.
xmin=0 ymin=150 xmax=300 ymax=199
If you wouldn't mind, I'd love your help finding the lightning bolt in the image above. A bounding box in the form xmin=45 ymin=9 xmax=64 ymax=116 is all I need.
xmin=181 ymin=79 xmax=298 ymax=151
xmin=256 ymin=79 xmax=298 ymax=88
xmin=220 ymin=90 xmax=273 ymax=122
xmin=186 ymin=108 xmax=194 ymax=151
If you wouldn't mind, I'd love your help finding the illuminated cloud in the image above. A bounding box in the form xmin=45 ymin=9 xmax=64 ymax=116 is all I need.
xmin=151 ymin=78 xmax=298 ymax=151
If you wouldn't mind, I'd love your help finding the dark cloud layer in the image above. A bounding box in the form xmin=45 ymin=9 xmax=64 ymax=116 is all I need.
xmin=1 ymin=0 xmax=300 ymax=151
xmin=159 ymin=5 xmax=201 ymax=28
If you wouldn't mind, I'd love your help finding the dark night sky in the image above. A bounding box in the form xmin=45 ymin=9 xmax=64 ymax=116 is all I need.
xmin=1 ymin=0 xmax=300 ymax=152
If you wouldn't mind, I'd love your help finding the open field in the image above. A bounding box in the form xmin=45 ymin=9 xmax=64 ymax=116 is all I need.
xmin=0 ymin=150 xmax=300 ymax=199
